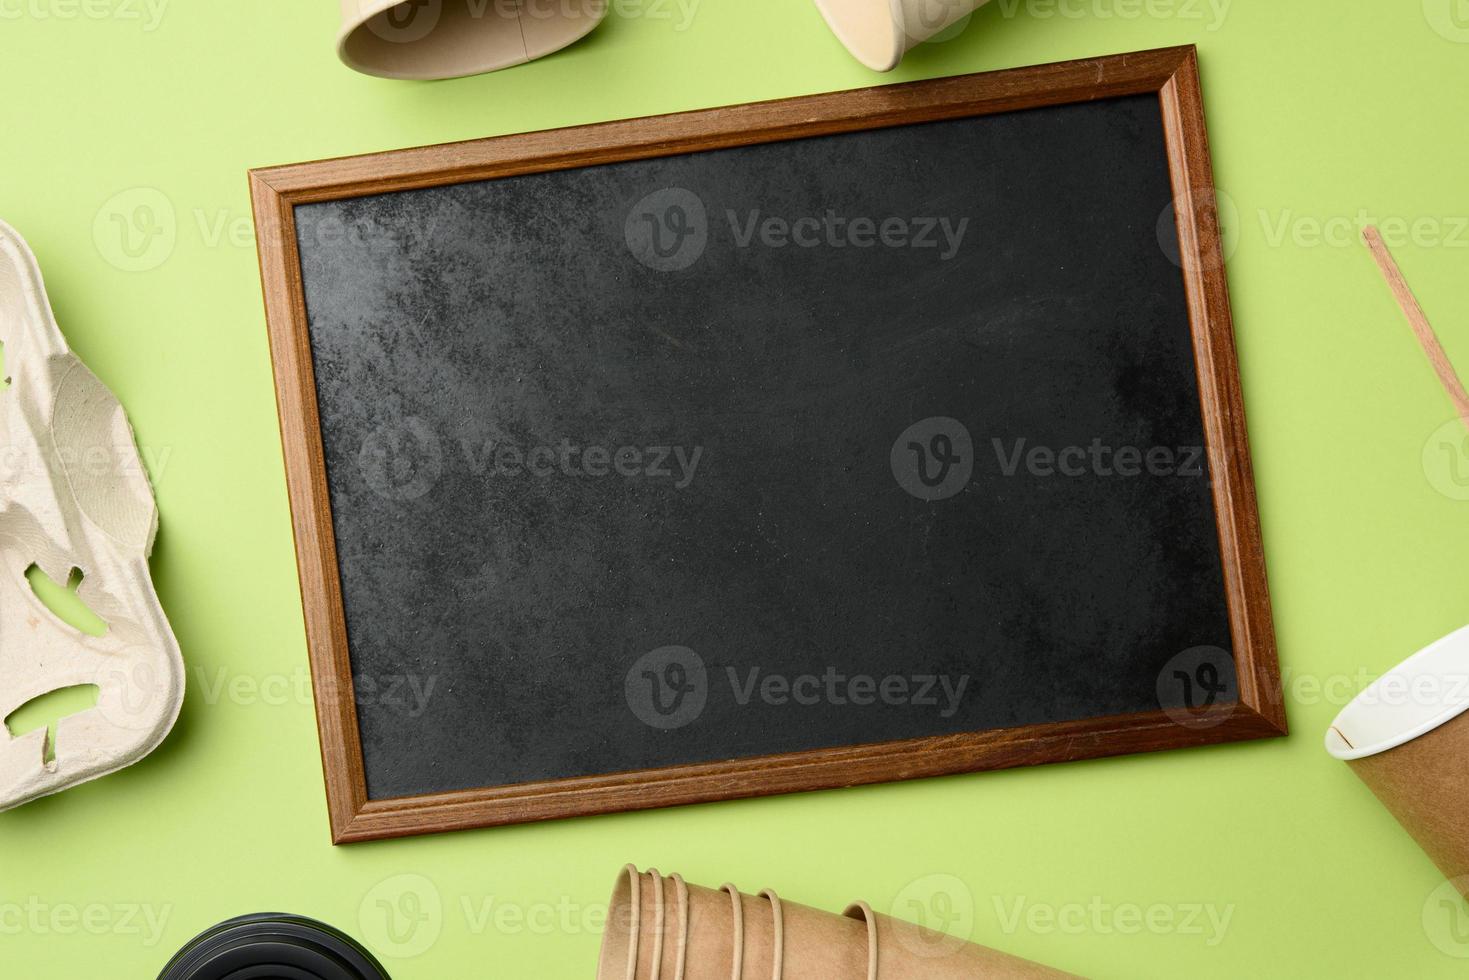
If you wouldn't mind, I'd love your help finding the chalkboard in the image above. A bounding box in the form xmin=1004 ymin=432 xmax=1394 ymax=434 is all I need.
xmin=251 ymin=46 xmax=1284 ymax=844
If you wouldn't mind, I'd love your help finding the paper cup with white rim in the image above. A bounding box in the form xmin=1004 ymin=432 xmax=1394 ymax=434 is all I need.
xmin=811 ymin=0 xmax=991 ymax=72
xmin=338 ymin=0 xmax=608 ymax=80
xmin=844 ymin=901 xmax=1081 ymax=979
xmin=1326 ymin=625 xmax=1469 ymax=894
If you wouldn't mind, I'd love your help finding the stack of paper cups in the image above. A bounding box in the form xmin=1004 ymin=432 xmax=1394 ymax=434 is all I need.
xmin=1326 ymin=625 xmax=1469 ymax=895
xmin=597 ymin=866 xmax=1080 ymax=979
xmin=811 ymin=0 xmax=993 ymax=72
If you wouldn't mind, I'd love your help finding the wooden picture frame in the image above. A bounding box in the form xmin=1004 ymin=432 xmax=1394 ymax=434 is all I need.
xmin=250 ymin=44 xmax=1285 ymax=845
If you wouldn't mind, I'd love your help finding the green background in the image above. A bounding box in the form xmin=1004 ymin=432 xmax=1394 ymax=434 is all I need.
xmin=2 ymin=0 xmax=1468 ymax=976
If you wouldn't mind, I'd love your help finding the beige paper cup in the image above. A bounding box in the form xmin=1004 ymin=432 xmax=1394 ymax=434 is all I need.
xmin=773 ymin=892 xmax=871 ymax=980
xmin=600 ymin=868 xmax=764 ymax=980
xmin=599 ymin=867 xmax=1074 ymax=979
xmin=596 ymin=866 xmax=642 ymax=980
xmin=844 ymin=902 xmax=1079 ymax=979
xmin=811 ymin=0 xmax=991 ymax=72
xmin=600 ymin=868 xmax=873 ymax=980
xmin=337 ymin=0 xmax=608 ymax=80
xmin=602 ymin=869 xmax=696 ymax=980
xmin=1326 ymin=625 xmax=1469 ymax=894
xmin=673 ymin=880 xmax=780 ymax=980
xmin=680 ymin=880 xmax=743 ymax=980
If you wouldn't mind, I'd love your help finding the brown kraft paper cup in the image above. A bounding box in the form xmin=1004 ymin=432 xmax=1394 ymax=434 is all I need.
xmin=600 ymin=867 xmax=759 ymax=980
xmin=600 ymin=868 xmax=873 ymax=980
xmin=844 ymin=901 xmax=1082 ymax=979
xmin=599 ymin=867 xmax=695 ymax=980
xmin=767 ymin=891 xmax=871 ymax=980
xmin=599 ymin=867 xmax=1078 ymax=979
xmin=1326 ymin=625 xmax=1469 ymax=895
xmin=337 ymin=0 xmax=608 ymax=80
xmin=671 ymin=879 xmax=867 ymax=980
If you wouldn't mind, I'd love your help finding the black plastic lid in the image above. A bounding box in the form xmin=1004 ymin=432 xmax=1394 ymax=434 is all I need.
xmin=157 ymin=913 xmax=392 ymax=980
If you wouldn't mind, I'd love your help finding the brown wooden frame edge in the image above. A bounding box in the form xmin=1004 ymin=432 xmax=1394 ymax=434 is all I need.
xmin=249 ymin=44 xmax=1285 ymax=846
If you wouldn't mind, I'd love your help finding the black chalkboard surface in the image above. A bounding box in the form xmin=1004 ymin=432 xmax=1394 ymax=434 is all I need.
xmin=252 ymin=47 xmax=1284 ymax=843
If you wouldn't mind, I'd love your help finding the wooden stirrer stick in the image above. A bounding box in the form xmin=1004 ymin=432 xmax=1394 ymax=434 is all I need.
xmin=1363 ymin=225 xmax=1469 ymax=431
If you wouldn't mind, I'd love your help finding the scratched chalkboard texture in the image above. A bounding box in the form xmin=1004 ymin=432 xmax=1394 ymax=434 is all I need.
xmin=294 ymin=92 xmax=1236 ymax=801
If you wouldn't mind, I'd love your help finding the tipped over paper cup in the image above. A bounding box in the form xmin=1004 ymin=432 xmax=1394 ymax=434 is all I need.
xmin=811 ymin=0 xmax=991 ymax=72
xmin=1326 ymin=625 xmax=1469 ymax=894
xmin=597 ymin=865 xmax=1080 ymax=979
xmin=338 ymin=0 xmax=608 ymax=80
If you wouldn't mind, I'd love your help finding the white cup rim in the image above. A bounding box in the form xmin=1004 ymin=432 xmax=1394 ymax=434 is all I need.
xmin=1325 ymin=624 xmax=1469 ymax=761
